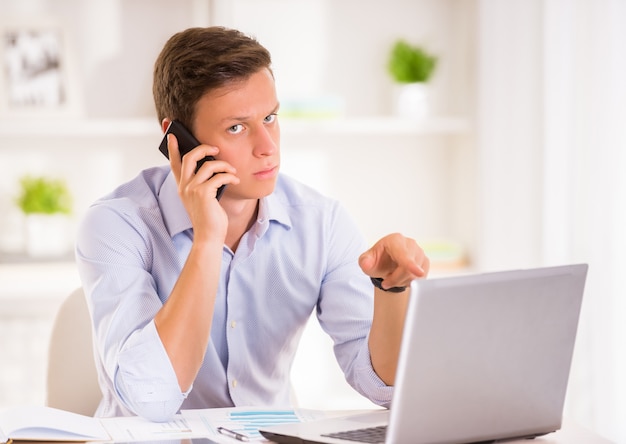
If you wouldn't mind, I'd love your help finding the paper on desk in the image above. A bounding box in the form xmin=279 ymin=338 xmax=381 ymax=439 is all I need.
xmin=181 ymin=407 xmax=331 ymax=442
xmin=99 ymin=414 xmax=209 ymax=442
xmin=0 ymin=406 xmax=110 ymax=442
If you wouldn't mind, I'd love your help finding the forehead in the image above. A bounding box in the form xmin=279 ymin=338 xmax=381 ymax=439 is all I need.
xmin=195 ymin=69 xmax=277 ymax=120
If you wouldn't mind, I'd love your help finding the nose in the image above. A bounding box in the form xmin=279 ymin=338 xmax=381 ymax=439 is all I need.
xmin=252 ymin=125 xmax=278 ymax=157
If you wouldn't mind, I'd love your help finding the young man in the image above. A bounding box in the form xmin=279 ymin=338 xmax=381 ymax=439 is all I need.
xmin=76 ymin=26 xmax=429 ymax=422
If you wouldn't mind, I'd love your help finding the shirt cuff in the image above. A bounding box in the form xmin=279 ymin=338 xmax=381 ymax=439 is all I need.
xmin=115 ymin=320 xmax=188 ymax=421
xmin=352 ymin=343 xmax=394 ymax=408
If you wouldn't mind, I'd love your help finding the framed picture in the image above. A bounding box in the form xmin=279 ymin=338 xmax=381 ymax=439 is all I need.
xmin=0 ymin=18 xmax=80 ymax=119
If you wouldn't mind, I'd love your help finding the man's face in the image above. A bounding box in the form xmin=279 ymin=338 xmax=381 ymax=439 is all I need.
xmin=192 ymin=68 xmax=280 ymax=201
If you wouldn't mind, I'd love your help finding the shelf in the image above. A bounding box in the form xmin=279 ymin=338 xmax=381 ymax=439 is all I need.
xmin=0 ymin=118 xmax=161 ymax=138
xmin=0 ymin=116 xmax=470 ymax=139
xmin=280 ymin=116 xmax=471 ymax=135
xmin=0 ymin=260 xmax=80 ymax=317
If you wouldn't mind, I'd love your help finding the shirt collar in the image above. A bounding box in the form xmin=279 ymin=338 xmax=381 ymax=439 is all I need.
xmin=159 ymin=171 xmax=293 ymax=238
xmin=159 ymin=171 xmax=192 ymax=237
xmin=259 ymin=186 xmax=292 ymax=231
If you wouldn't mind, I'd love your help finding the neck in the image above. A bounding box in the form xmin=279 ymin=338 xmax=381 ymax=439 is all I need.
xmin=220 ymin=197 xmax=259 ymax=252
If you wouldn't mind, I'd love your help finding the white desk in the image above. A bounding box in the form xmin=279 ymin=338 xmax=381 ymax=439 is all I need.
xmin=96 ymin=412 xmax=612 ymax=444
xmin=526 ymin=419 xmax=612 ymax=443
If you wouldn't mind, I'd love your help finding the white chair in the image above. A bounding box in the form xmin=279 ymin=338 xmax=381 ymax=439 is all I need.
xmin=46 ymin=287 xmax=102 ymax=416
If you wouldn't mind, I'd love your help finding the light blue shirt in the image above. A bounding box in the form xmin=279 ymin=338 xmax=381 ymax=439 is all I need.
xmin=75 ymin=165 xmax=393 ymax=421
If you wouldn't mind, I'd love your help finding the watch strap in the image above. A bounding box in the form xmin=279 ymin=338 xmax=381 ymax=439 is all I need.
xmin=370 ymin=277 xmax=407 ymax=293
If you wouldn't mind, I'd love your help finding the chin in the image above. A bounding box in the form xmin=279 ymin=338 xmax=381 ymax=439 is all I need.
xmin=233 ymin=180 xmax=277 ymax=200
xmin=256 ymin=180 xmax=277 ymax=198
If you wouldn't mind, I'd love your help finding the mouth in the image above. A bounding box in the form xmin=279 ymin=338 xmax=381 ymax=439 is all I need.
xmin=254 ymin=165 xmax=279 ymax=179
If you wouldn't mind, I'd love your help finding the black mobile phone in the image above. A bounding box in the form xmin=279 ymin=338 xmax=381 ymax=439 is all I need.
xmin=158 ymin=120 xmax=226 ymax=200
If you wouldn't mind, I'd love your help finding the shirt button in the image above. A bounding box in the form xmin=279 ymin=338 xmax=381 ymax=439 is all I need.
xmin=232 ymin=379 xmax=238 ymax=388
xmin=230 ymin=320 xmax=237 ymax=328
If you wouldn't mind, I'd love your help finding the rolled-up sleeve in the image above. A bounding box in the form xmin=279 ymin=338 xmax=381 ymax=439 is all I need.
xmin=349 ymin=337 xmax=394 ymax=407
xmin=116 ymin=321 xmax=188 ymax=421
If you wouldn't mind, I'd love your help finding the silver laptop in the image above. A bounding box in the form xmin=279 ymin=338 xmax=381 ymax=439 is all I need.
xmin=260 ymin=264 xmax=588 ymax=444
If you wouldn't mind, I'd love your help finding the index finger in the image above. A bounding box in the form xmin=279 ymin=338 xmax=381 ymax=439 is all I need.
xmin=167 ymin=133 xmax=183 ymax=183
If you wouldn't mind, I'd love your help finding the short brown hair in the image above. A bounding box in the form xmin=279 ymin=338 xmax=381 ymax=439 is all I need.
xmin=153 ymin=26 xmax=272 ymax=129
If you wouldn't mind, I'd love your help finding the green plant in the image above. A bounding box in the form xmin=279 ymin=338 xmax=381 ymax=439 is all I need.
xmin=16 ymin=176 xmax=72 ymax=215
xmin=387 ymin=39 xmax=438 ymax=83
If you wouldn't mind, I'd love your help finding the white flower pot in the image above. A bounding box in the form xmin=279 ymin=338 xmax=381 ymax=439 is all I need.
xmin=392 ymin=82 xmax=431 ymax=119
xmin=24 ymin=214 xmax=71 ymax=258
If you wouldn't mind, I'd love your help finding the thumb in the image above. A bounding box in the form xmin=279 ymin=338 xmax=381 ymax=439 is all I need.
xmin=358 ymin=250 xmax=377 ymax=275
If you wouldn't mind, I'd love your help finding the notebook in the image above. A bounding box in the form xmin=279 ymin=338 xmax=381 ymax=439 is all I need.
xmin=260 ymin=264 xmax=588 ymax=444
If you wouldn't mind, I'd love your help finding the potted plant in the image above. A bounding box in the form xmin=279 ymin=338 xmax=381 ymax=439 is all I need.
xmin=387 ymin=39 xmax=438 ymax=119
xmin=15 ymin=175 xmax=73 ymax=257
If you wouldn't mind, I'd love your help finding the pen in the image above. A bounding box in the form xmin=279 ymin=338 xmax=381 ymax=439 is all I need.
xmin=217 ymin=426 xmax=250 ymax=442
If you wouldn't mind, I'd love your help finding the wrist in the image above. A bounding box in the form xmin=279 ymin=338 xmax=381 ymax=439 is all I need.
xmin=370 ymin=277 xmax=408 ymax=293
xmin=190 ymin=237 xmax=223 ymax=257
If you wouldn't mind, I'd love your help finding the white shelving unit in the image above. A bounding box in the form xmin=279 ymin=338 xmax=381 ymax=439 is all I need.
xmin=0 ymin=119 xmax=160 ymax=138
xmin=282 ymin=116 xmax=470 ymax=135
xmin=0 ymin=116 xmax=470 ymax=139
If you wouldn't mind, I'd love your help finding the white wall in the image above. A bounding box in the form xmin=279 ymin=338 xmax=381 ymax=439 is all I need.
xmin=476 ymin=0 xmax=545 ymax=271
xmin=477 ymin=1 xmax=626 ymax=441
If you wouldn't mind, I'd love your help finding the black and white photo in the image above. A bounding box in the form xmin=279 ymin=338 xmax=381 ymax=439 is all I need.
xmin=4 ymin=28 xmax=65 ymax=108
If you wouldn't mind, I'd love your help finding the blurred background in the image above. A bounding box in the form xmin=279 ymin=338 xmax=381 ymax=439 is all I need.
xmin=0 ymin=0 xmax=624 ymax=442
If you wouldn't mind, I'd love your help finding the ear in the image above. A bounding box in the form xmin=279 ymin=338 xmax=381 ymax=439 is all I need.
xmin=161 ymin=118 xmax=172 ymax=134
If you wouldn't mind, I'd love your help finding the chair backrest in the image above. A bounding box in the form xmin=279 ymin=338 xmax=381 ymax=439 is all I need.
xmin=46 ymin=287 xmax=102 ymax=416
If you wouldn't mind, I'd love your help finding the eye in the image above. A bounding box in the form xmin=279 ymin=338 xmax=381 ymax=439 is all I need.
xmin=264 ymin=113 xmax=277 ymax=124
xmin=227 ymin=124 xmax=244 ymax=134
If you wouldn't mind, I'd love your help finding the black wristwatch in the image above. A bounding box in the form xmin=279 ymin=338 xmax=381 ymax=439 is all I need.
xmin=370 ymin=277 xmax=408 ymax=293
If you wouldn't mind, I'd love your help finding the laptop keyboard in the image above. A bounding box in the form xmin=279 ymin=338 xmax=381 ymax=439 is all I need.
xmin=321 ymin=425 xmax=387 ymax=443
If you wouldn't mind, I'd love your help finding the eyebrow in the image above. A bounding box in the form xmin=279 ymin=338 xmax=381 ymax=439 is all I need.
xmin=221 ymin=102 xmax=280 ymax=124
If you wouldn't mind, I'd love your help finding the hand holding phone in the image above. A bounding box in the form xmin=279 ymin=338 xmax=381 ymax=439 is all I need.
xmin=158 ymin=120 xmax=226 ymax=200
